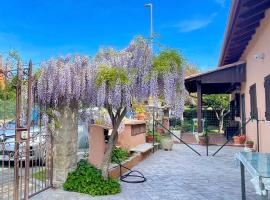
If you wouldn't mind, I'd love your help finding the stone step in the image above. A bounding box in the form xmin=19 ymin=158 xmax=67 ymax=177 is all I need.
xmin=130 ymin=143 xmax=159 ymax=153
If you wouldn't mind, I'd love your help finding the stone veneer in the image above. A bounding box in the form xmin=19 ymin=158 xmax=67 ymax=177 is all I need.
xmin=52 ymin=105 xmax=78 ymax=188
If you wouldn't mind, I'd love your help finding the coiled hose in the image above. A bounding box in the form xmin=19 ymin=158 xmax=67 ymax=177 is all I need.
xmin=115 ymin=155 xmax=147 ymax=183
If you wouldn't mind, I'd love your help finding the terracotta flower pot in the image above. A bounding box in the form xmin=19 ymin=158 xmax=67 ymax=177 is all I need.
xmin=146 ymin=135 xmax=154 ymax=143
xmin=136 ymin=113 xmax=145 ymax=120
xmin=233 ymin=135 xmax=246 ymax=145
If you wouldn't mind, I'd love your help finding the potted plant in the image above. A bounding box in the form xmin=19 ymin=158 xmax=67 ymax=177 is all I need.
xmin=245 ymin=140 xmax=254 ymax=149
xmin=133 ymin=103 xmax=146 ymax=120
xmin=146 ymin=130 xmax=161 ymax=143
xmin=233 ymin=135 xmax=246 ymax=145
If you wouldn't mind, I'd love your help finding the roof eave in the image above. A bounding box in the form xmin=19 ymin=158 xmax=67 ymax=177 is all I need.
xmin=218 ymin=0 xmax=241 ymax=67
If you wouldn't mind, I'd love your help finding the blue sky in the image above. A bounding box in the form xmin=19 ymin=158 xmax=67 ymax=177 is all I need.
xmin=0 ymin=0 xmax=230 ymax=70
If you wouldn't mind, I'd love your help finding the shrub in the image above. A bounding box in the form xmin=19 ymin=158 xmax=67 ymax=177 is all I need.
xmin=63 ymin=160 xmax=121 ymax=196
xmin=147 ymin=130 xmax=161 ymax=143
xmin=111 ymin=147 xmax=129 ymax=163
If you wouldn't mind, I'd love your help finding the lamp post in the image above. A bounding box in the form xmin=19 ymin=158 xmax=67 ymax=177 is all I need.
xmin=144 ymin=3 xmax=153 ymax=52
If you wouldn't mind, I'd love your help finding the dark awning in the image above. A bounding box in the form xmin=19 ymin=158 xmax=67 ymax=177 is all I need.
xmin=185 ymin=61 xmax=246 ymax=94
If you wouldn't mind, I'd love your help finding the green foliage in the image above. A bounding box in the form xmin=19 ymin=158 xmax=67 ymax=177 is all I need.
xmin=203 ymin=94 xmax=230 ymax=111
xmin=245 ymin=140 xmax=254 ymax=145
xmin=182 ymin=120 xmax=193 ymax=132
xmin=96 ymin=65 xmax=129 ymax=88
xmin=0 ymin=77 xmax=17 ymax=119
xmin=43 ymin=108 xmax=61 ymax=129
xmin=153 ymin=49 xmax=184 ymax=75
xmin=63 ymin=160 xmax=121 ymax=196
xmin=0 ymin=100 xmax=16 ymax=119
xmin=132 ymin=102 xmax=145 ymax=114
xmin=111 ymin=147 xmax=129 ymax=163
xmin=32 ymin=169 xmax=47 ymax=181
xmin=0 ymin=76 xmax=17 ymax=101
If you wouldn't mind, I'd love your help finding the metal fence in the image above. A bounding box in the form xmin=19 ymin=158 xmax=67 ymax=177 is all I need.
xmin=0 ymin=60 xmax=52 ymax=200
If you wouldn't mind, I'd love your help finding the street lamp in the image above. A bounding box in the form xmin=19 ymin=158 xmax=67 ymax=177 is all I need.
xmin=144 ymin=3 xmax=153 ymax=51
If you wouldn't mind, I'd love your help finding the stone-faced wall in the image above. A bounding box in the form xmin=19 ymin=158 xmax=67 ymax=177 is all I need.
xmin=53 ymin=105 xmax=78 ymax=188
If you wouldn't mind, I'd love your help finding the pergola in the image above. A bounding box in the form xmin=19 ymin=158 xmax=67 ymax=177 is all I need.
xmin=185 ymin=61 xmax=246 ymax=133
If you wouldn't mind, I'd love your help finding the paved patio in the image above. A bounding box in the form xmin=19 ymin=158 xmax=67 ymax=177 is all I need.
xmin=31 ymin=144 xmax=260 ymax=200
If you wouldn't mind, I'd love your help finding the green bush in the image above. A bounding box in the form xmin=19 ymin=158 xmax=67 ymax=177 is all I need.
xmin=63 ymin=160 xmax=121 ymax=196
xmin=111 ymin=147 xmax=129 ymax=163
xmin=181 ymin=120 xmax=193 ymax=132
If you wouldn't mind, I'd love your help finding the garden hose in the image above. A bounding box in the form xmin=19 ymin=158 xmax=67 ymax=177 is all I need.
xmin=115 ymin=155 xmax=147 ymax=183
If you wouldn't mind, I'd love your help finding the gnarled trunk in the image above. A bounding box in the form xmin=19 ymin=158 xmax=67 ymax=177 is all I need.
xmin=100 ymin=107 xmax=127 ymax=179
xmin=52 ymin=104 xmax=78 ymax=187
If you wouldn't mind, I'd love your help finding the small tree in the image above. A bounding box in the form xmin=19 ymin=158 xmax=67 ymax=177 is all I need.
xmin=203 ymin=94 xmax=230 ymax=133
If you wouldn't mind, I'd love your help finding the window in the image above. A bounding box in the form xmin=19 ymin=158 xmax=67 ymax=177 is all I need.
xmin=249 ymin=84 xmax=257 ymax=119
xmin=264 ymin=75 xmax=270 ymax=121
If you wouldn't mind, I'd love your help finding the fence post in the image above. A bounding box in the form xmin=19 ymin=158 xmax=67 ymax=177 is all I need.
xmin=14 ymin=60 xmax=22 ymax=200
xmin=24 ymin=60 xmax=33 ymax=200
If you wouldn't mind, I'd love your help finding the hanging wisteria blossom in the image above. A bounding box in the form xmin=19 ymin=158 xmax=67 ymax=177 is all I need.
xmin=36 ymin=36 xmax=186 ymax=179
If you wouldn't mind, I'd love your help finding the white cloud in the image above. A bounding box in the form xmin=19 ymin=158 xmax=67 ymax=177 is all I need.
xmin=174 ymin=13 xmax=217 ymax=33
xmin=175 ymin=19 xmax=212 ymax=32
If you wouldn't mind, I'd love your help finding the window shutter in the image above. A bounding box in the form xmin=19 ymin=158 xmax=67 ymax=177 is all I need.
xmin=249 ymin=84 xmax=257 ymax=119
xmin=230 ymin=100 xmax=235 ymax=120
xmin=264 ymin=75 xmax=270 ymax=121
xmin=235 ymin=93 xmax=240 ymax=117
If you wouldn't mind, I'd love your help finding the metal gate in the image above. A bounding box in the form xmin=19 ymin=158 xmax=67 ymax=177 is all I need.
xmin=0 ymin=58 xmax=53 ymax=200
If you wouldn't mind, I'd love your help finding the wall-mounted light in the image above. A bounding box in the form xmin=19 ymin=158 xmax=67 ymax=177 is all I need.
xmin=254 ymin=53 xmax=265 ymax=60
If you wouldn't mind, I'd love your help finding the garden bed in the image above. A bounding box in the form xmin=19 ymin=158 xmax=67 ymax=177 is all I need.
xmin=109 ymin=143 xmax=158 ymax=178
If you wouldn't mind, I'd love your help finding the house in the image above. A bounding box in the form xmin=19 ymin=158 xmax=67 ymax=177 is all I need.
xmin=185 ymin=0 xmax=270 ymax=152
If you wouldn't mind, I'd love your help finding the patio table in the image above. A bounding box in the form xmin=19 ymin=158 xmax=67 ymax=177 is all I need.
xmin=235 ymin=152 xmax=270 ymax=200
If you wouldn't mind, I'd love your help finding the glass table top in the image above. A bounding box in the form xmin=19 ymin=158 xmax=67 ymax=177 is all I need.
xmin=236 ymin=152 xmax=270 ymax=178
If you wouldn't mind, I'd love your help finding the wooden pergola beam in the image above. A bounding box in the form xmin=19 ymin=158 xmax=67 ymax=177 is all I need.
xmin=196 ymin=82 xmax=203 ymax=133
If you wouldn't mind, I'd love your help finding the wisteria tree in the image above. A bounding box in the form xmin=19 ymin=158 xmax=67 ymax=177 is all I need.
xmin=37 ymin=36 xmax=186 ymax=181
xmin=37 ymin=54 xmax=92 ymax=186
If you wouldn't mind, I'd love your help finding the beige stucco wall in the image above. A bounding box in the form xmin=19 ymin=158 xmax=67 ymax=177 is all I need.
xmin=117 ymin=121 xmax=146 ymax=150
xmin=239 ymin=9 xmax=270 ymax=152
xmin=88 ymin=124 xmax=108 ymax=168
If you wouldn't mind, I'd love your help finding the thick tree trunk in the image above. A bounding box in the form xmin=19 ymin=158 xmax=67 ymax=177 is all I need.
xmin=100 ymin=107 xmax=127 ymax=180
xmin=219 ymin=116 xmax=224 ymax=133
xmin=52 ymin=104 xmax=78 ymax=187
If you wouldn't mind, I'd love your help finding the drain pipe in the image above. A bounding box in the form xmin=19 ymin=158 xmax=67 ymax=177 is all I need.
xmin=256 ymin=118 xmax=260 ymax=152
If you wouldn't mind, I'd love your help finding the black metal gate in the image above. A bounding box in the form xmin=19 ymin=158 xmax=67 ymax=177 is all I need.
xmin=0 ymin=57 xmax=53 ymax=200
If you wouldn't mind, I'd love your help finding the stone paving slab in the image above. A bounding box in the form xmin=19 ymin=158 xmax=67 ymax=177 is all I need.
xmin=31 ymin=144 xmax=261 ymax=200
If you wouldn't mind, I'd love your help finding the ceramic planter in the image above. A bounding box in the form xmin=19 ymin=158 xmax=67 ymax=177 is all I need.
xmin=160 ymin=136 xmax=173 ymax=150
